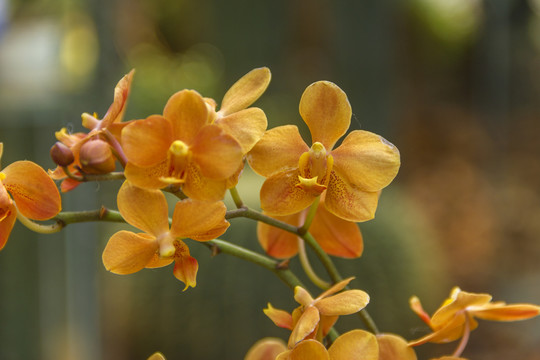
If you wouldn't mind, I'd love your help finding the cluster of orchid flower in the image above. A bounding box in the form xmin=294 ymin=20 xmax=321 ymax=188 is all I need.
xmin=0 ymin=67 xmax=538 ymax=360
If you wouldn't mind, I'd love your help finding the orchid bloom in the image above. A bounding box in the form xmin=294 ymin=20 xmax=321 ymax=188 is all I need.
xmin=257 ymin=198 xmax=363 ymax=259
xmin=409 ymin=287 xmax=540 ymax=346
xmin=248 ymin=80 xmax=400 ymax=222
xmin=102 ymin=181 xmax=229 ymax=289
xmin=49 ymin=70 xmax=134 ymax=191
xmin=264 ymin=277 xmax=369 ymax=348
xmin=206 ymin=67 xmax=270 ymax=154
xmin=0 ymin=143 xmax=62 ymax=250
xmin=122 ymin=89 xmax=244 ymax=201
xmin=245 ymin=331 xmax=416 ymax=360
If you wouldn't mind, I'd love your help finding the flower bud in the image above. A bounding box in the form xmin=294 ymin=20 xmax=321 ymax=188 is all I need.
xmin=79 ymin=139 xmax=116 ymax=174
xmin=50 ymin=142 xmax=75 ymax=167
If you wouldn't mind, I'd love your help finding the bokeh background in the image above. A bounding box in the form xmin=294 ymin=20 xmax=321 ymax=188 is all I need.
xmin=1 ymin=0 xmax=540 ymax=359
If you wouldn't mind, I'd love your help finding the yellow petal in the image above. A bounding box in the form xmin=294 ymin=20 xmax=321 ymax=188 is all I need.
xmin=163 ymin=89 xmax=209 ymax=143
xmin=309 ymin=203 xmax=363 ymax=258
xmin=147 ymin=352 xmax=166 ymax=360
xmin=316 ymin=277 xmax=355 ymax=300
xmin=172 ymin=241 xmax=198 ymax=290
xmin=315 ymin=290 xmax=369 ymax=316
xmin=124 ymin=161 xmax=170 ymax=190
xmin=263 ymin=303 xmax=294 ymax=330
xmin=470 ymin=303 xmax=540 ymax=321
xmin=117 ymin=181 xmax=169 ymax=236
xmin=289 ymin=339 xmax=329 ymax=360
xmin=170 ymin=199 xmax=229 ymax=241
xmin=324 ymin=171 xmax=381 ymax=222
xmin=331 ymin=130 xmax=400 ymax=192
xmin=409 ymin=296 xmax=432 ymax=325
xmin=245 ymin=338 xmax=287 ymax=360
xmin=257 ymin=212 xmax=300 ymax=259
xmin=220 ymin=67 xmax=271 ymax=116
xmin=191 ymin=124 xmax=243 ymax=180
xmin=299 ymin=81 xmax=351 ymax=150
xmin=260 ymin=170 xmax=316 ymax=216
xmin=409 ymin=313 xmax=471 ymax=346
xmin=0 ymin=205 xmax=17 ymax=251
xmin=377 ymin=334 xmax=417 ymax=360
xmin=182 ymin=163 xmax=228 ymax=201
xmin=294 ymin=286 xmax=315 ymax=306
xmin=288 ymin=306 xmax=320 ymax=348
xmin=122 ymin=116 xmax=173 ymax=167
xmin=102 ymin=231 xmax=157 ymax=274
xmin=216 ymin=107 xmax=267 ymax=153
xmin=430 ymin=289 xmax=492 ymax=329
xmin=3 ymin=161 xmax=61 ymax=220
xmin=328 ymin=329 xmax=378 ymax=360
xmin=247 ymin=125 xmax=309 ymax=178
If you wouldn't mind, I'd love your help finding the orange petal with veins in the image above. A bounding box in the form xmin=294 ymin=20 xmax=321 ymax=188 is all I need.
xmin=220 ymin=67 xmax=271 ymax=116
xmin=290 ymin=339 xmax=329 ymax=360
xmin=257 ymin=212 xmax=300 ymax=258
xmin=102 ymin=231 xmax=157 ymax=274
xmin=260 ymin=169 xmax=315 ymax=216
xmin=328 ymin=330 xmax=378 ymax=360
xmin=163 ymin=89 xmax=209 ymax=143
xmin=122 ymin=116 xmax=173 ymax=167
xmin=170 ymin=199 xmax=229 ymax=241
xmin=0 ymin=205 xmax=16 ymax=251
xmin=216 ymin=107 xmax=267 ymax=153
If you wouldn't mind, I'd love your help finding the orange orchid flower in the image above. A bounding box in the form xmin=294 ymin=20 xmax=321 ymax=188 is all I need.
xmin=49 ymin=70 xmax=134 ymax=191
xmin=102 ymin=181 xmax=229 ymax=289
xmin=122 ymin=89 xmax=244 ymax=201
xmin=0 ymin=143 xmax=62 ymax=250
xmin=257 ymin=199 xmax=363 ymax=259
xmin=248 ymin=80 xmax=400 ymax=222
xmin=264 ymin=277 xmax=369 ymax=348
xmin=409 ymin=287 xmax=540 ymax=346
xmin=206 ymin=67 xmax=271 ymax=154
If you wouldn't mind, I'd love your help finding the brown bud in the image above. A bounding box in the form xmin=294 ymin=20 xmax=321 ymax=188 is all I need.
xmin=50 ymin=142 xmax=75 ymax=167
xmin=79 ymin=139 xmax=116 ymax=174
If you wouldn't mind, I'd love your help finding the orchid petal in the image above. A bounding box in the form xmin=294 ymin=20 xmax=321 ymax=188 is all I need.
xmin=124 ymin=161 xmax=170 ymax=190
xmin=316 ymin=277 xmax=355 ymax=300
xmin=117 ymin=181 xmax=169 ymax=236
xmin=257 ymin=212 xmax=300 ymax=258
xmin=245 ymin=338 xmax=287 ymax=360
xmin=102 ymin=231 xmax=157 ymax=274
xmin=288 ymin=306 xmax=320 ymax=347
xmin=3 ymin=161 xmax=61 ymax=220
xmin=263 ymin=303 xmax=294 ymax=330
xmin=172 ymin=241 xmax=198 ymax=290
xmin=183 ymin=163 xmax=228 ymax=201
xmin=260 ymin=170 xmax=315 ymax=216
xmin=247 ymin=125 xmax=309 ymax=178
xmin=122 ymin=116 xmax=173 ymax=167
xmin=163 ymin=89 xmax=209 ymax=143
xmin=310 ymin=203 xmax=363 ymax=258
xmin=170 ymin=199 xmax=229 ymax=241
xmin=328 ymin=330 xmax=378 ymax=360
xmin=191 ymin=124 xmax=243 ymax=180
xmin=100 ymin=69 xmax=135 ymax=128
xmin=145 ymin=253 xmax=174 ymax=268
xmin=299 ymin=81 xmax=351 ymax=150
xmin=331 ymin=130 xmax=400 ymax=192
xmin=0 ymin=205 xmax=16 ymax=251
xmin=324 ymin=170 xmax=380 ymax=222
xmin=216 ymin=107 xmax=267 ymax=153
xmin=377 ymin=334 xmax=417 ymax=360
xmin=220 ymin=67 xmax=271 ymax=116
xmin=290 ymin=339 xmax=329 ymax=360
xmin=316 ymin=290 xmax=369 ymax=316
xmin=294 ymin=286 xmax=315 ymax=306
xmin=471 ymin=303 xmax=540 ymax=321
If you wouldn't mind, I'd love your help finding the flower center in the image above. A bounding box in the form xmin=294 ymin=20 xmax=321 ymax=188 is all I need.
xmin=296 ymin=142 xmax=333 ymax=194
xmin=157 ymin=232 xmax=176 ymax=258
xmin=165 ymin=140 xmax=191 ymax=182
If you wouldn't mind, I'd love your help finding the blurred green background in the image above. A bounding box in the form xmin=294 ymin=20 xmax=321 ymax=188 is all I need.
xmin=1 ymin=0 xmax=540 ymax=359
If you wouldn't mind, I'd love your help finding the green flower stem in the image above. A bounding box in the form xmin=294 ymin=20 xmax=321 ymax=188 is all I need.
xmin=298 ymin=196 xmax=320 ymax=235
xmin=16 ymin=209 xmax=64 ymax=234
xmin=228 ymin=186 xmax=244 ymax=208
xmin=204 ymin=239 xmax=305 ymax=290
xmin=297 ymin=237 xmax=331 ymax=290
xmin=302 ymin=232 xmax=342 ymax=284
xmin=54 ymin=207 xmax=125 ymax=225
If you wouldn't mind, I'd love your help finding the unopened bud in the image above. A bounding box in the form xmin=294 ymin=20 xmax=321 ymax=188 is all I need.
xmin=79 ymin=139 xmax=116 ymax=174
xmin=50 ymin=142 xmax=75 ymax=167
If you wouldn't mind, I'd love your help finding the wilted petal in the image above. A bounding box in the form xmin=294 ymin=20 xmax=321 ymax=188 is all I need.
xmin=172 ymin=241 xmax=198 ymax=290
xmin=299 ymin=81 xmax=351 ymax=150
xmin=264 ymin=303 xmax=294 ymax=330
xmin=310 ymin=203 xmax=363 ymax=258
xmin=102 ymin=231 xmax=157 ymax=274
xmin=217 ymin=107 xmax=267 ymax=153
xmin=183 ymin=163 xmax=228 ymax=201
xmin=170 ymin=199 xmax=229 ymax=241
xmin=3 ymin=161 xmax=61 ymax=220
xmin=163 ymin=90 xmax=209 ymax=142
xmin=331 ymin=130 xmax=400 ymax=192
xmin=245 ymin=338 xmax=287 ymax=360
xmin=191 ymin=124 xmax=243 ymax=180
xmin=117 ymin=181 xmax=169 ymax=236
xmin=260 ymin=170 xmax=316 ymax=216
xmin=324 ymin=171 xmax=380 ymax=222
xmin=122 ymin=116 xmax=173 ymax=167
xmin=124 ymin=161 xmax=170 ymax=190
xmin=316 ymin=290 xmax=369 ymax=316
xmin=0 ymin=206 xmax=16 ymax=251
xmin=220 ymin=67 xmax=271 ymax=116
xmin=377 ymin=334 xmax=417 ymax=360
xmin=257 ymin=212 xmax=301 ymax=258
xmin=247 ymin=125 xmax=309 ymax=177
xmin=470 ymin=303 xmax=540 ymax=321
xmin=289 ymin=340 xmax=329 ymax=360
xmin=288 ymin=306 xmax=320 ymax=347
xmin=328 ymin=330 xmax=378 ymax=360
